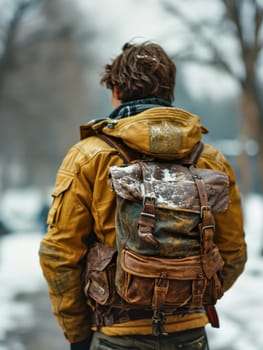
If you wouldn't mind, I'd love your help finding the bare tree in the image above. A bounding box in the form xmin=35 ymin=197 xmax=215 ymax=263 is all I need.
xmin=162 ymin=0 xmax=263 ymax=195
xmin=0 ymin=0 xmax=97 ymax=191
xmin=223 ymin=0 xmax=263 ymax=195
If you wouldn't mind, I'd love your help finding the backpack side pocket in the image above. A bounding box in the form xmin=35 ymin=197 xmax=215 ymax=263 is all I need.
xmin=84 ymin=242 xmax=117 ymax=305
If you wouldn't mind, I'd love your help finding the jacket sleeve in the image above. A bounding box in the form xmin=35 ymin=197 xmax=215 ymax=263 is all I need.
xmin=199 ymin=145 xmax=247 ymax=292
xmin=213 ymin=160 xmax=247 ymax=292
xmin=38 ymin=143 xmax=121 ymax=343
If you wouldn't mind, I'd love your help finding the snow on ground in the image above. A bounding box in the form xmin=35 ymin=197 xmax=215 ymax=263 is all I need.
xmin=0 ymin=232 xmax=45 ymax=345
xmin=0 ymin=193 xmax=262 ymax=349
xmin=1 ymin=187 xmax=51 ymax=232
xmin=207 ymin=194 xmax=263 ymax=350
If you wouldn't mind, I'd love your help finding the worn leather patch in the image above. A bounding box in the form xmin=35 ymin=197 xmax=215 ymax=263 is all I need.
xmin=149 ymin=121 xmax=182 ymax=154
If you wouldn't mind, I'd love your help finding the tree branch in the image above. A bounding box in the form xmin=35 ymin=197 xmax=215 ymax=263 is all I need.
xmin=223 ymin=0 xmax=244 ymax=42
xmin=162 ymin=1 xmax=241 ymax=82
xmin=173 ymin=52 xmax=243 ymax=85
xmin=255 ymin=2 xmax=263 ymax=49
xmin=0 ymin=0 xmax=42 ymax=90
xmin=0 ymin=0 xmax=41 ymax=70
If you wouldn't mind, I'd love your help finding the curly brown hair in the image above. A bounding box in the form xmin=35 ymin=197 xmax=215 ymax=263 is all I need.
xmin=100 ymin=41 xmax=176 ymax=103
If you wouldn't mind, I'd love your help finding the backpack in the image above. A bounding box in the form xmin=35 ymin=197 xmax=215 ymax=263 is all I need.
xmin=84 ymin=135 xmax=229 ymax=335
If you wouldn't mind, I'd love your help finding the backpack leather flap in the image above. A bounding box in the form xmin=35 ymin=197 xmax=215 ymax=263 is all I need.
xmin=121 ymin=249 xmax=203 ymax=280
xmin=201 ymin=246 xmax=224 ymax=279
xmin=110 ymin=162 xmax=229 ymax=214
xmin=85 ymin=243 xmax=117 ymax=305
xmin=87 ymin=242 xmax=116 ymax=271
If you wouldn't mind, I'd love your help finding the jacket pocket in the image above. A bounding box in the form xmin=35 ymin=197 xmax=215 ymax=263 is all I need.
xmin=47 ymin=175 xmax=73 ymax=227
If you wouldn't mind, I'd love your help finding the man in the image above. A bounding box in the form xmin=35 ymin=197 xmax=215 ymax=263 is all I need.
xmin=39 ymin=41 xmax=247 ymax=350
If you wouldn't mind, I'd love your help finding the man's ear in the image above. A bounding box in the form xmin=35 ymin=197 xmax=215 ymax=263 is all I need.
xmin=112 ymin=86 xmax=120 ymax=99
xmin=111 ymin=86 xmax=122 ymax=108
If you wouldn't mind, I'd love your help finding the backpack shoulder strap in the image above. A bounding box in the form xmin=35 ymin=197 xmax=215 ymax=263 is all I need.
xmin=98 ymin=134 xmax=204 ymax=166
xmin=180 ymin=142 xmax=204 ymax=166
xmin=96 ymin=134 xmax=145 ymax=163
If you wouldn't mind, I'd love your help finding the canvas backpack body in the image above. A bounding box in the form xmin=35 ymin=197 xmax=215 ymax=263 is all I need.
xmin=84 ymin=135 xmax=229 ymax=335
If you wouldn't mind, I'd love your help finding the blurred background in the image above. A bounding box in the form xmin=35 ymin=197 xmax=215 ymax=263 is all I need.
xmin=0 ymin=0 xmax=262 ymax=349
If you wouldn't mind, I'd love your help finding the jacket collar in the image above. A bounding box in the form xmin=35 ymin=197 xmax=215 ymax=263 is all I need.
xmin=108 ymin=98 xmax=172 ymax=120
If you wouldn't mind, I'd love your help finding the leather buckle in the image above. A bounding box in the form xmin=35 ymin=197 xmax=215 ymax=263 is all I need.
xmin=200 ymin=205 xmax=211 ymax=218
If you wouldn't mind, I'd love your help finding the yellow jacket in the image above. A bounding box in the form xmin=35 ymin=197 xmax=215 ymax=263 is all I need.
xmin=39 ymin=107 xmax=246 ymax=343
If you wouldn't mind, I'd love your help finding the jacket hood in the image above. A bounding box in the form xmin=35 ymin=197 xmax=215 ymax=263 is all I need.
xmin=80 ymin=107 xmax=208 ymax=160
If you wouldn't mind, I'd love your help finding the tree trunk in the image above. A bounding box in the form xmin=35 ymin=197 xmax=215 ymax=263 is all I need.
xmin=240 ymin=81 xmax=263 ymax=255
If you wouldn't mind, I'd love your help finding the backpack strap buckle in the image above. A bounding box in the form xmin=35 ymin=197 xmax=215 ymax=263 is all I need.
xmin=200 ymin=205 xmax=211 ymax=219
xmin=152 ymin=311 xmax=168 ymax=336
xmin=138 ymin=194 xmax=159 ymax=248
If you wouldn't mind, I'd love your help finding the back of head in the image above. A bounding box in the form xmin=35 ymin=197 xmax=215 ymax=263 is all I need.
xmin=100 ymin=41 xmax=176 ymax=103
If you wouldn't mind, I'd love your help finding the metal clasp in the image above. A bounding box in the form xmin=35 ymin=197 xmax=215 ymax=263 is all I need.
xmin=201 ymin=225 xmax=215 ymax=233
xmin=142 ymin=193 xmax=156 ymax=206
